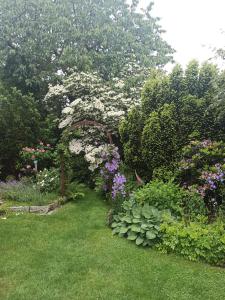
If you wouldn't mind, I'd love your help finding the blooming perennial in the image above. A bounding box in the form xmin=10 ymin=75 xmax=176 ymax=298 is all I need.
xmin=112 ymin=173 xmax=127 ymax=200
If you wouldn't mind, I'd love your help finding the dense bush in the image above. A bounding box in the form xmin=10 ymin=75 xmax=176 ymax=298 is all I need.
xmin=142 ymin=104 xmax=179 ymax=177
xmin=36 ymin=168 xmax=60 ymax=193
xmin=158 ymin=219 xmax=225 ymax=266
xmin=111 ymin=198 xmax=167 ymax=246
xmin=133 ymin=180 xmax=206 ymax=218
xmin=119 ymin=107 xmax=145 ymax=175
xmin=178 ymin=139 xmax=225 ymax=218
xmin=0 ymin=85 xmax=40 ymax=179
xmin=20 ymin=142 xmax=56 ymax=173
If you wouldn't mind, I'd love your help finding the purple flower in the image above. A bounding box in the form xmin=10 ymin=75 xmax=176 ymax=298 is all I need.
xmin=111 ymin=173 xmax=126 ymax=200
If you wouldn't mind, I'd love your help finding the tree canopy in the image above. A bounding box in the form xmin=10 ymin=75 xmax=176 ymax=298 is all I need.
xmin=0 ymin=0 xmax=174 ymax=97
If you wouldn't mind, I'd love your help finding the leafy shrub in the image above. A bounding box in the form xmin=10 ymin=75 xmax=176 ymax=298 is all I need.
xmin=36 ymin=168 xmax=60 ymax=193
xmin=17 ymin=142 xmax=56 ymax=175
xmin=141 ymin=104 xmax=179 ymax=177
xmin=119 ymin=107 xmax=145 ymax=176
xmin=65 ymin=181 xmax=85 ymax=202
xmin=133 ymin=180 xmax=206 ymax=218
xmin=178 ymin=139 xmax=225 ymax=218
xmin=111 ymin=198 xmax=168 ymax=246
xmin=0 ymin=179 xmax=57 ymax=205
xmin=158 ymin=219 xmax=225 ymax=266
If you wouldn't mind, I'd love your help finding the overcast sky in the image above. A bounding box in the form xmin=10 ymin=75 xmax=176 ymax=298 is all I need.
xmin=139 ymin=0 xmax=225 ymax=70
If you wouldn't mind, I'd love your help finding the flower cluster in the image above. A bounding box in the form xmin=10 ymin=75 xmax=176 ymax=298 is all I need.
xmin=196 ymin=164 xmax=225 ymax=197
xmin=112 ymin=173 xmax=127 ymax=200
xmin=22 ymin=142 xmax=53 ymax=160
xmin=36 ymin=168 xmax=59 ymax=193
xmin=69 ymin=138 xmax=113 ymax=171
xmin=20 ymin=141 xmax=55 ymax=173
xmin=179 ymin=140 xmax=225 ymax=216
xmin=99 ymin=146 xmax=120 ymax=179
xmin=97 ymin=146 xmax=127 ymax=200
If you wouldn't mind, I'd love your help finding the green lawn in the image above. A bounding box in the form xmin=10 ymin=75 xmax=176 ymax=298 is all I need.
xmin=0 ymin=189 xmax=225 ymax=300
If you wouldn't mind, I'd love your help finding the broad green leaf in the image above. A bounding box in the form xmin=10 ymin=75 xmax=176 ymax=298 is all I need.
xmin=127 ymin=231 xmax=138 ymax=240
xmin=119 ymin=227 xmax=129 ymax=234
xmin=131 ymin=225 xmax=142 ymax=233
xmin=146 ymin=231 xmax=156 ymax=240
xmin=111 ymin=222 xmax=118 ymax=228
xmin=136 ymin=236 xmax=144 ymax=245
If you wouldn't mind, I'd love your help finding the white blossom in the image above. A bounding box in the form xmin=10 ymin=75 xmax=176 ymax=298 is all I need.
xmin=69 ymin=139 xmax=84 ymax=155
xmin=58 ymin=115 xmax=73 ymax=129
xmin=44 ymin=69 xmax=146 ymax=171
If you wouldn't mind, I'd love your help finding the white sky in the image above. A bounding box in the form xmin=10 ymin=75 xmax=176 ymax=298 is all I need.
xmin=139 ymin=0 xmax=225 ymax=70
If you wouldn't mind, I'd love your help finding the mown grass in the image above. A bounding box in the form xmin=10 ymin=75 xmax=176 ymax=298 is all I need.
xmin=0 ymin=189 xmax=225 ymax=300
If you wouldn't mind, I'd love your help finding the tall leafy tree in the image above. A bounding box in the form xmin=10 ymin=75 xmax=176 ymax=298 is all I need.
xmin=0 ymin=0 xmax=174 ymax=98
xmin=185 ymin=60 xmax=199 ymax=96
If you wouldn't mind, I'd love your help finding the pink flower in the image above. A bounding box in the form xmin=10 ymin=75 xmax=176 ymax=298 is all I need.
xmin=47 ymin=144 xmax=50 ymax=147
xmin=26 ymin=165 xmax=31 ymax=169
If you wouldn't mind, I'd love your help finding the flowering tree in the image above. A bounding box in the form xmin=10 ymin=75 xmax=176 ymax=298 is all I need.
xmin=45 ymin=70 xmax=141 ymax=171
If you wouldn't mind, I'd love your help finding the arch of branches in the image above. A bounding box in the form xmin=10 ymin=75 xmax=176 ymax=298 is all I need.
xmin=59 ymin=119 xmax=113 ymax=196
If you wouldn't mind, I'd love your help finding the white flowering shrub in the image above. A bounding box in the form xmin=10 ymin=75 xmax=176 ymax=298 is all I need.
xmin=36 ymin=168 xmax=60 ymax=193
xmin=45 ymin=70 xmax=144 ymax=171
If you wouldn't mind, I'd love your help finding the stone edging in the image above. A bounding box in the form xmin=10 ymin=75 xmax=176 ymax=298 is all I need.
xmin=10 ymin=201 xmax=60 ymax=215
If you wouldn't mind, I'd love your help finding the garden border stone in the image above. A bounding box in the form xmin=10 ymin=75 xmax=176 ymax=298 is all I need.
xmin=10 ymin=201 xmax=60 ymax=215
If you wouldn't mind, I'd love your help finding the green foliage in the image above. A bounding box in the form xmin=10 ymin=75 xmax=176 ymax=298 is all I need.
xmin=184 ymin=60 xmax=199 ymax=96
xmin=0 ymin=0 xmax=173 ymax=96
xmin=119 ymin=107 xmax=144 ymax=175
xmin=36 ymin=168 xmax=60 ymax=193
xmin=69 ymin=154 xmax=96 ymax=187
xmin=158 ymin=219 xmax=225 ymax=266
xmin=0 ymin=84 xmax=40 ymax=178
xmin=120 ymin=61 xmax=222 ymax=180
xmin=141 ymin=70 xmax=171 ymax=117
xmin=112 ymin=199 xmax=166 ymax=246
xmin=65 ymin=181 xmax=85 ymax=202
xmin=142 ymin=104 xmax=179 ymax=176
xmin=133 ymin=180 xmax=206 ymax=218
xmin=178 ymin=95 xmax=206 ymax=144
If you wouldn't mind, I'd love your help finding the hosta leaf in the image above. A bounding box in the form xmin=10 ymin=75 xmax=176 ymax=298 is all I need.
xmin=127 ymin=231 xmax=138 ymax=240
xmin=154 ymin=225 xmax=160 ymax=231
xmin=111 ymin=222 xmax=118 ymax=228
xmin=132 ymin=218 xmax=141 ymax=223
xmin=131 ymin=225 xmax=142 ymax=232
xmin=141 ymin=223 xmax=149 ymax=230
xmin=146 ymin=231 xmax=156 ymax=240
xmin=132 ymin=207 xmax=142 ymax=218
xmin=121 ymin=216 xmax=132 ymax=223
xmin=112 ymin=227 xmax=120 ymax=235
xmin=113 ymin=215 xmax=119 ymax=222
xmin=119 ymin=227 xmax=129 ymax=234
xmin=136 ymin=236 xmax=144 ymax=245
xmin=142 ymin=205 xmax=152 ymax=218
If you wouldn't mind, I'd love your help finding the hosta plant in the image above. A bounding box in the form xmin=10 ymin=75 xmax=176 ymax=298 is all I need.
xmin=111 ymin=198 xmax=171 ymax=247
